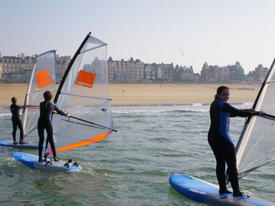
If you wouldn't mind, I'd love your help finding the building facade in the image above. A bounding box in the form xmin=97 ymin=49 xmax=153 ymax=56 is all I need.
xmin=0 ymin=54 xmax=35 ymax=82
xmin=0 ymin=53 xmax=269 ymax=84
xmin=0 ymin=54 xmax=71 ymax=83
xmin=109 ymin=57 xmax=198 ymax=83
xmin=56 ymin=55 xmax=71 ymax=82
xmin=200 ymin=61 xmax=246 ymax=83
xmin=174 ymin=65 xmax=199 ymax=82
xmin=108 ymin=57 xmax=144 ymax=83
xmin=246 ymin=64 xmax=268 ymax=83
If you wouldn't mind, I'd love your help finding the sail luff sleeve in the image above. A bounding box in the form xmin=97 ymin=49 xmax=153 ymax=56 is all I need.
xmin=22 ymin=62 xmax=37 ymax=130
xmin=54 ymin=32 xmax=91 ymax=104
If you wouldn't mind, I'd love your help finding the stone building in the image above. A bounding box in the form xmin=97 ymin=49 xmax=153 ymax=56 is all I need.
xmin=144 ymin=63 xmax=165 ymax=81
xmin=144 ymin=63 xmax=158 ymax=81
xmin=0 ymin=54 xmax=35 ymax=82
xmin=82 ymin=57 xmax=108 ymax=82
xmin=144 ymin=63 xmax=174 ymax=82
xmin=201 ymin=62 xmax=219 ymax=82
xmin=108 ymin=57 xmax=144 ymax=83
xmin=157 ymin=63 xmax=174 ymax=82
xmin=174 ymin=65 xmax=199 ymax=82
xmin=56 ymin=55 xmax=71 ymax=82
xmin=0 ymin=54 xmax=71 ymax=83
xmin=247 ymin=64 xmax=268 ymax=83
xmin=109 ymin=57 xmax=199 ymax=83
xmin=200 ymin=61 xmax=245 ymax=83
xmin=228 ymin=61 xmax=246 ymax=83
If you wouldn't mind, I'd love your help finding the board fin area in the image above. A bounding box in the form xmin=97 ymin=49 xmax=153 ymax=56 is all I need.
xmin=11 ymin=152 xmax=81 ymax=172
xmin=169 ymin=174 xmax=274 ymax=206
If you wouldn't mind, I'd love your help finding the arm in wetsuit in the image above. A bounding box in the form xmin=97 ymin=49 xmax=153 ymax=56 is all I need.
xmin=53 ymin=105 xmax=66 ymax=116
xmin=222 ymin=103 xmax=259 ymax=117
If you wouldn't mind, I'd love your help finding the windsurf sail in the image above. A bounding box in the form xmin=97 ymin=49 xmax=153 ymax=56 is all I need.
xmin=22 ymin=50 xmax=58 ymax=138
xmin=51 ymin=32 xmax=114 ymax=153
xmin=236 ymin=58 xmax=275 ymax=177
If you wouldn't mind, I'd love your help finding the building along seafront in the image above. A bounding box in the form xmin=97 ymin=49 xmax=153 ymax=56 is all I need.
xmin=108 ymin=57 xmax=198 ymax=83
xmin=0 ymin=54 xmax=70 ymax=83
xmin=0 ymin=53 xmax=269 ymax=84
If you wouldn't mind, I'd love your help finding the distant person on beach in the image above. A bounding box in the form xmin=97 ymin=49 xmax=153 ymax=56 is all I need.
xmin=10 ymin=97 xmax=25 ymax=144
xmin=38 ymin=91 xmax=70 ymax=162
xmin=208 ymin=85 xmax=264 ymax=197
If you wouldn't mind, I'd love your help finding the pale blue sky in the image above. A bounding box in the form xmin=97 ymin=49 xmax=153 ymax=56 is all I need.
xmin=1 ymin=0 xmax=275 ymax=73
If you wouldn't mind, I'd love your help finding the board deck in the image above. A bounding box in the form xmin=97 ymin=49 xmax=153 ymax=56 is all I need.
xmin=12 ymin=152 xmax=81 ymax=172
xmin=169 ymin=174 xmax=274 ymax=206
xmin=0 ymin=139 xmax=40 ymax=149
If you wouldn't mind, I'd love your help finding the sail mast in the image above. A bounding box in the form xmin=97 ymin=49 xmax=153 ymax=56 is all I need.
xmin=54 ymin=32 xmax=91 ymax=104
xmin=22 ymin=61 xmax=37 ymax=130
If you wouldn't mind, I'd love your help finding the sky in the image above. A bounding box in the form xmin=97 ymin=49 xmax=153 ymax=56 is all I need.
xmin=1 ymin=0 xmax=275 ymax=73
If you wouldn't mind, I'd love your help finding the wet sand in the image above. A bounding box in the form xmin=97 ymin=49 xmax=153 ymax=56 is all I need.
xmin=0 ymin=83 xmax=260 ymax=108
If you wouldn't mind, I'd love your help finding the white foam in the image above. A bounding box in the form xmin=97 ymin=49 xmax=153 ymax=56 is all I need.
xmin=192 ymin=103 xmax=203 ymax=107
xmin=0 ymin=113 xmax=11 ymax=117
xmin=112 ymin=104 xmax=209 ymax=114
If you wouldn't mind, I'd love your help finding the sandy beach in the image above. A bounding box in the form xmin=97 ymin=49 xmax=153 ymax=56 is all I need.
xmin=0 ymin=83 xmax=260 ymax=109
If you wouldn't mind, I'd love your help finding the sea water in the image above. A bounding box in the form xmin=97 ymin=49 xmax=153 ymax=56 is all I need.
xmin=0 ymin=103 xmax=274 ymax=205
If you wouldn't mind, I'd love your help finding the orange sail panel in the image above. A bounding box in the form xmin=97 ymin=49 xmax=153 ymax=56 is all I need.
xmin=36 ymin=69 xmax=54 ymax=88
xmin=75 ymin=70 xmax=96 ymax=88
xmin=52 ymin=132 xmax=111 ymax=154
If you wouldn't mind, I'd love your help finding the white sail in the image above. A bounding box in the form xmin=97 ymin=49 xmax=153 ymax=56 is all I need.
xmin=236 ymin=58 xmax=275 ymax=176
xmin=51 ymin=33 xmax=114 ymax=153
xmin=22 ymin=50 xmax=58 ymax=138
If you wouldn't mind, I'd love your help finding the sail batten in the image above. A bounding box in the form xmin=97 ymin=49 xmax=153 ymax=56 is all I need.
xmin=80 ymin=44 xmax=107 ymax=54
xmin=236 ymin=58 xmax=275 ymax=176
xmin=60 ymin=92 xmax=111 ymax=101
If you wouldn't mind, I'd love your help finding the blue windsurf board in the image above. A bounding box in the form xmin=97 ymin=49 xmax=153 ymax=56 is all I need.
xmin=169 ymin=174 xmax=274 ymax=206
xmin=0 ymin=139 xmax=40 ymax=149
xmin=12 ymin=152 xmax=81 ymax=172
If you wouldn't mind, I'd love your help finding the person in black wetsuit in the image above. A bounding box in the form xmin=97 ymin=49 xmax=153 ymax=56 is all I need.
xmin=10 ymin=97 xmax=25 ymax=144
xmin=38 ymin=91 xmax=69 ymax=162
xmin=208 ymin=86 xmax=263 ymax=197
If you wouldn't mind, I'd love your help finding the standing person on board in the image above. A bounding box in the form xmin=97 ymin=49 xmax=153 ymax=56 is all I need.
xmin=208 ymin=86 xmax=263 ymax=197
xmin=38 ymin=91 xmax=70 ymax=162
xmin=10 ymin=97 xmax=25 ymax=144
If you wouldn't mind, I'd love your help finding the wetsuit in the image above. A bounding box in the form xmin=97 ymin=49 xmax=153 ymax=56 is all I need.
xmin=10 ymin=103 xmax=24 ymax=143
xmin=208 ymin=98 xmax=258 ymax=194
xmin=38 ymin=100 xmax=65 ymax=161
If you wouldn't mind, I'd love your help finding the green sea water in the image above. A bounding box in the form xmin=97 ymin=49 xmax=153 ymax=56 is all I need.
xmin=0 ymin=104 xmax=274 ymax=205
